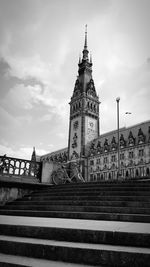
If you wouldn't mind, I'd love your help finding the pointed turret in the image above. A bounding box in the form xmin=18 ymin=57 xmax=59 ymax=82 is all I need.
xmin=31 ymin=147 xmax=36 ymax=162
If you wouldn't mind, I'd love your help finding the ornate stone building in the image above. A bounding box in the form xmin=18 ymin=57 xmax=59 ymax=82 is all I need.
xmin=40 ymin=28 xmax=150 ymax=181
xmin=88 ymin=121 xmax=150 ymax=181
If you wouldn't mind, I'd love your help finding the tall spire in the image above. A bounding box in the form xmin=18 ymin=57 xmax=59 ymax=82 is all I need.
xmin=84 ymin=24 xmax=88 ymax=50
xmin=31 ymin=146 xmax=36 ymax=162
xmin=82 ymin=24 xmax=89 ymax=61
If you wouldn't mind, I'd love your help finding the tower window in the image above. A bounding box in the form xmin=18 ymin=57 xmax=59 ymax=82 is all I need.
xmin=111 ymin=155 xmax=116 ymax=162
xmin=120 ymin=153 xmax=124 ymax=160
xmin=139 ymin=149 xmax=144 ymax=157
xmin=129 ymin=151 xmax=134 ymax=158
xmin=96 ymin=158 xmax=100 ymax=164
xmin=90 ymin=160 xmax=94 ymax=166
xmin=104 ymin=157 xmax=108 ymax=164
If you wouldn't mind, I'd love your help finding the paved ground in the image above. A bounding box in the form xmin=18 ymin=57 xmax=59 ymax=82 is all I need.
xmin=0 ymin=215 xmax=150 ymax=233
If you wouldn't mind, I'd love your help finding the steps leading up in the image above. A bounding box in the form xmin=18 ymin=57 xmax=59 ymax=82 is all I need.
xmin=0 ymin=253 xmax=94 ymax=267
xmin=1 ymin=180 xmax=150 ymax=223
xmin=0 ymin=180 xmax=150 ymax=266
xmin=0 ymin=216 xmax=150 ymax=266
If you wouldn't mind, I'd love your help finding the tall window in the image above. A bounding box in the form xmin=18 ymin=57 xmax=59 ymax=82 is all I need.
xmin=120 ymin=153 xmax=124 ymax=160
xmin=139 ymin=149 xmax=144 ymax=157
xmin=104 ymin=157 xmax=108 ymax=164
xmin=90 ymin=160 xmax=94 ymax=166
xmin=129 ymin=151 xmax=134 ymax=158
xmin=111 ymin=155 xmax=116 ymax=162
xmin=96 ymin=158 xmax=100 ymax=164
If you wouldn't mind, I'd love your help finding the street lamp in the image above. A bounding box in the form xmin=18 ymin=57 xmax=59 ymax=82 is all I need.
xmin=116 ymin=97 xmax=120 ymax=178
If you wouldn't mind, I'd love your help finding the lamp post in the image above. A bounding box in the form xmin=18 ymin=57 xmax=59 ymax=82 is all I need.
xmin=116 ymin=97 xmax=120 ymax=178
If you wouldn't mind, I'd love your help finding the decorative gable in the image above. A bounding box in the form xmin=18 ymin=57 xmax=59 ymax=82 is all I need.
xmin=128 ymin=131 xmax=135 ymax=146
xmin=86 ymin=79 xmax=96 ymax=97
xmin=138 ymin=128 xmax=145 ymax=144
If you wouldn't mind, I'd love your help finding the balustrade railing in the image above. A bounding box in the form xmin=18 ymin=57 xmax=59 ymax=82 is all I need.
xmin=0 ymin=155 xmax=42 ymax=181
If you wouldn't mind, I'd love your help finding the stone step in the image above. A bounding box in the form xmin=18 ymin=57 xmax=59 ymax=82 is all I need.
xmin=0 ymin=235 xmax=150 ymax=266
xmin=24 ymin=190 xmax=150 ymax=197
xmin=0 ymin=259 xmax=29 ymax=267
xmin=8 ymin=200 xmax=150 ymax=208
xmin=0 ymin=210 xmax=150 ymax=222
xmin=32 ymin=186 xmax=150 ymax=195
xmin=46 ymin=180 xmax=150 ymax=188
xmin=2 ymin=204 xmax=150 ymax=215
xmin=24 ymin=195 xmax=150 ymax=202
xmin=0 ymin=222 xmax=150 ymax=248
xmin=0 ymin=253 xmax=94 ymax=267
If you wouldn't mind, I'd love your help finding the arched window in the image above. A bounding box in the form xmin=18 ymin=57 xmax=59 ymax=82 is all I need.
xmin=126 ymin=170 xmax=129 ymax=178
xmin=146 ymin=168 xmax=150 ymax=177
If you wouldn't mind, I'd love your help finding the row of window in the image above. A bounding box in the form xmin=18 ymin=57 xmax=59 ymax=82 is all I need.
xmin=71 ymin=101 xmax=82 ymax=113
xmin=87 ymin=101 xmax=98 ymax=113
xmin=90 ymin=149 xmax=145 ymax=166
xmin=90 ymin=167 xmax=150 ymax=181
xmin=71 ymin=100 xmax=99 ymax=114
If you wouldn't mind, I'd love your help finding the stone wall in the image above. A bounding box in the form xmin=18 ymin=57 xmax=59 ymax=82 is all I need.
xmin=0 ymin=187 xmax=33 ymax=206
xmin=0 ymin=175 xmax=52 ymax=206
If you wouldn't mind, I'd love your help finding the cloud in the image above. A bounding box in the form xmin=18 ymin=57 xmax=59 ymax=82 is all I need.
xmin=1 ymin=83 xmax=43 ymax=111
xmin=0 ymin=0 xmax=149 ymax=160
xmin=98 ymin=59 xmax=150 ymax=134
xmin=0 ymin=143 xmax=49 ymax=160
xmin=6 ymin=55 xmax=52 ymax=85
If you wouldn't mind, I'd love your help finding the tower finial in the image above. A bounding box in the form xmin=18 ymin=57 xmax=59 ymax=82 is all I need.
xmin=84 ymin=24 xmax=88 ymax=49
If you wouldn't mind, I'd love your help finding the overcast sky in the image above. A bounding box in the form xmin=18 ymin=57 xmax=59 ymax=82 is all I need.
xmin=0 ymin=0 xmax=150 ymax=159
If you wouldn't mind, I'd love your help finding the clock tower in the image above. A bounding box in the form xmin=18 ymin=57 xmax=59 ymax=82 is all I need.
xmin=68 ymin=26 xmax=100 ymax=166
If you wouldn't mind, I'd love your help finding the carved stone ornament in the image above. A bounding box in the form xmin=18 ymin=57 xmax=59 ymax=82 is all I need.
xmin=111 ymin=136 xmax=117 ymax=151
xmin=73 ymin=79 xmax=81 ymax=97
xmin=73 ymin=121 xmax=79 ymax=130
xmin=128 ymin=131 xmax=135 ymax=146
xmin=71 ymin=151 xmax=79 ymax=160
xmin=72 ymin=133 xmax=78 ymax=148
xmin=96 ymin=141 xmax=102 ymax=154
xmin=86 ymin=79 xmax=96 ymax=97
xmin=62 ymin=152 xmax=68 ymax=162
xmin=120 ymin=134 xmax=126 ymax=148
xmin=104 ymin=138 xmax=109 ymax=152
xmin=148 ymin=126 xmax=150 ymax=142
xmin=138 ymin=128 xmax=145 ymax=144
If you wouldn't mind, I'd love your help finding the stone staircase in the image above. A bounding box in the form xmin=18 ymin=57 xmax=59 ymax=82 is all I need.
xmin=0 ymin=180 xmax=150 ymax=266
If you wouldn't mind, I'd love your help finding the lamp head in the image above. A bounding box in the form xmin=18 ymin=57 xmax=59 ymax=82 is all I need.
xmin=116 ymin=97 xmax=120 ymax=102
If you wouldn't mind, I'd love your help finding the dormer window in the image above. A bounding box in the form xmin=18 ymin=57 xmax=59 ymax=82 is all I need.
xmin=120 ymin=134 xmax=126 ymax=148
xmin=138 ymin=128 xmax=145 ymax=144
xmin=128 ymin=131 xmax=135 ymax=146
xmin=111 ymin=136 xmax=117 ymax=151
xmin=104 ymin=138 xmax=109 ymax=152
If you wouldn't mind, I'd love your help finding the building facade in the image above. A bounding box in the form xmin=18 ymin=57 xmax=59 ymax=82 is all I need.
xmin=40 ymin=28 xmax=150 ymax=181
xmin=87 ymin=121 xmax=150 ymax=181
